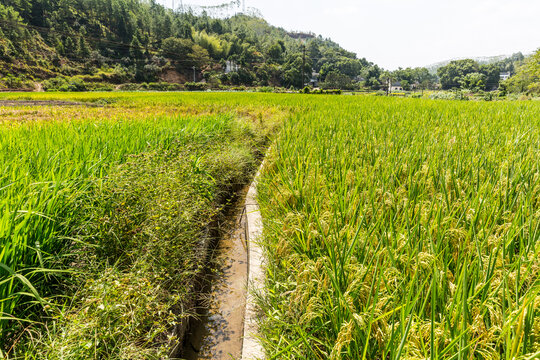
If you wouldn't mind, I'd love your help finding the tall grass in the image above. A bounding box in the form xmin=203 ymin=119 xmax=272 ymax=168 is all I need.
xmin=0 ymin=102 xmax=264 ymax=348
xmin=258 ymin=97 xmax=540 ymax=359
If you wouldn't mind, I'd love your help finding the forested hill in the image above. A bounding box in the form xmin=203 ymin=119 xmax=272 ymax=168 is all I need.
xmin=0 ymin=0 xmax=381 ymax=89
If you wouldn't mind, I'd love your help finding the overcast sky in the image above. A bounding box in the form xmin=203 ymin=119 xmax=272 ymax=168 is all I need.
xmin=158 ymin=0 xmax=540 ymax=70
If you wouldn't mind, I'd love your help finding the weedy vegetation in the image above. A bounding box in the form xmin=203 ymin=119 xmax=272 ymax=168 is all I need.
xmin=0 ymin=92 xmax=277 ymax=358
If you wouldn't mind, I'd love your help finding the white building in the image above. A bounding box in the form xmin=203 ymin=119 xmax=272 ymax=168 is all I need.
xmin=225 ymin=60 xmax=239 ymax=74
xmin=389 ymin=81 xmax=403 ymax=92
xmin=500 ymin=71 xmax=511 ymax=81
xmin=309 ymin=72 xmax=319 ymax=87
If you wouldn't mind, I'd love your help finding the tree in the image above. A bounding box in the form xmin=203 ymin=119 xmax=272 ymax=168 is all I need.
xmin=266 ymin=42 xmax=284 ymax=63
xmin=129 ymin=35 xmax=144 ymax=60
xmin=0 ymin=0 xmax=381 ymax=89
xmin=282 ymin=53 xmax=312 ymax=88
xmin=495 ymin=52 xmax=525 ymax=73
xmin=254 ymin=63 xmax=282 ymax=86
xmin=160 ymin=37 xmax=193 ymax=60
xmin=210 ymin=19 xmax=223 ymax=34
xmin=479 ymin=64 xmax=500 ymax=90
xmin=319 ymin=58 xmax=364 ymax=81
xmin=361 ymin=65 xmax=382 ymax=89
xmin=437 ymin=59 xmax=479 ymax=89
xmin=188 ymin=44 xmax=211 ymax=68
xmin=176 ymin=21 xmax=193 ymax=40
xmin=307 ymin=40 xmax=321 ymax=66
xmin=390 ymin=67 xmax=437 ymax=90
xmin=503 ymin=48 xmax=540 ymax=94
xmin=400 ymin=79 xmax=410 ymax=91
xmin=322 ymin=71 xmax=352 ymax=89
xmin=63 ymin=36 xmax=76 ymax=56
xmin=459 ymin=72 xmax=487 ymax=91
xmin=77 ymin=36 xmax=90 ymax=58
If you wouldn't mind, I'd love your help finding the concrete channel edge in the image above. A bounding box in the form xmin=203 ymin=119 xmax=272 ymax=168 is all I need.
xmin=241 ymin=162 xmax=266 ymax=360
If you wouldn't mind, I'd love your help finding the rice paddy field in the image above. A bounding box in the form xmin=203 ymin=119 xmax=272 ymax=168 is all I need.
xmin=0 ymin=92 xmax=539 ymax=359
xmin=257 ymin=97 xmax=540 ymax=359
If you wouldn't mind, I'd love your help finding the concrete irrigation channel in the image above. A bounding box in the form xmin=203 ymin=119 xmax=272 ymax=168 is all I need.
xmin=180 ymin=163 xmax=266 ymax=360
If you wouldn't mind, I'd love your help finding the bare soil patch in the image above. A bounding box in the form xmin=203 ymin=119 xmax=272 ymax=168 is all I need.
xmin=0 ymin=100 xmax=102 ymax=107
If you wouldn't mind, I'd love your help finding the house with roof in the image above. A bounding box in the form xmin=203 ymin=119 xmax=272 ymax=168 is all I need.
xmin=389 ymin=81 xmax=403 ymax=92
xmin=309 ymin=72 xmax=319 ymax=87
xmin=500 ymin=71 xmax=511 ymax=81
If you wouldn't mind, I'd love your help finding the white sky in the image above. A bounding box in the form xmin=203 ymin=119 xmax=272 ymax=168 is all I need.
xmin=158 ymin=0 xmax=540 ymax=70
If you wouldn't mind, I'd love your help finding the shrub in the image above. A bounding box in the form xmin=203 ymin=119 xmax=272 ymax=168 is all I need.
xmin=116 ymin=83 xmax=142 ymax=91
xmin=2 ymin=74 xmax=29 ymax=89
xmin=230 ymin=85 xmax=246 ymax=91
xmin=184 ymin=82 xmax=209 ymax=91
xmin=257 ymin=86 xmax=274 ymax=93
xmin=146 ymin=82 xmax=183 ymax=91
xmin=42 ymin=77 xmax=68 ymax=91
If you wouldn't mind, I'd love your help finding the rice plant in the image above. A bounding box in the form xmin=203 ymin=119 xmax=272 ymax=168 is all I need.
xmin=258 ymin=97 xmax=540 ymax=359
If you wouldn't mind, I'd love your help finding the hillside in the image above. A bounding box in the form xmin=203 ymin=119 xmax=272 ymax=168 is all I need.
xmin=0 ymin=0 xmax=380 ymax=90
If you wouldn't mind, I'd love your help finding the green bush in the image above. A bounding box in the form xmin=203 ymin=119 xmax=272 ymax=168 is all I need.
xmin=43 ymin=77 xmax=116 ymax=92
xmin=429 ymin=91 xmax=469 ymax=101
xmin=147 ymin=82 xmax=183 ymax=91
xmin=42 ymin=77 xmax=68 ymax=91
xmin=307 ymin=88 xmax=342 ymax=95
xmin=116 ymin=83 xmax=142 ymax=91
xmin=257 ymin=86 xmax=274 ymax=93
xmin=2 ymin=74 xmax=32 ymax=89
xmin=184 ymin=82 xmax=209 ymax=91
xmin=231 ymin=85 xmax=247 ymax=91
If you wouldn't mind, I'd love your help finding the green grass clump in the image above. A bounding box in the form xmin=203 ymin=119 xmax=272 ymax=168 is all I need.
xmin=257 ymin=97 xmax=540 ymax=359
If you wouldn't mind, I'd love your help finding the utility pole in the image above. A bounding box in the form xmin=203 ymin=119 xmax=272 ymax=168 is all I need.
xmin=192 ymin=66 xmax=197 ymax=82
xmin=172 ymin=0 xmax=174 ymax=11
xmin=243 ymin=0 xmax=246 ymax=13
xmin=301 ymin=43 xmax=306 ymax=89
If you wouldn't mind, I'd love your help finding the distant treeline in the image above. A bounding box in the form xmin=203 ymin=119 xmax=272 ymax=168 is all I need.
xmin=0 ymin=0 xmax=538 ymax=93
xmin=0 ymin=0 xmax=381 ymax=89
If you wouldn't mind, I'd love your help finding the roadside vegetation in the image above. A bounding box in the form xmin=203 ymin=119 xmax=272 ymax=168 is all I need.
xmin=257 ymin=96 xmax=540 ymax=359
